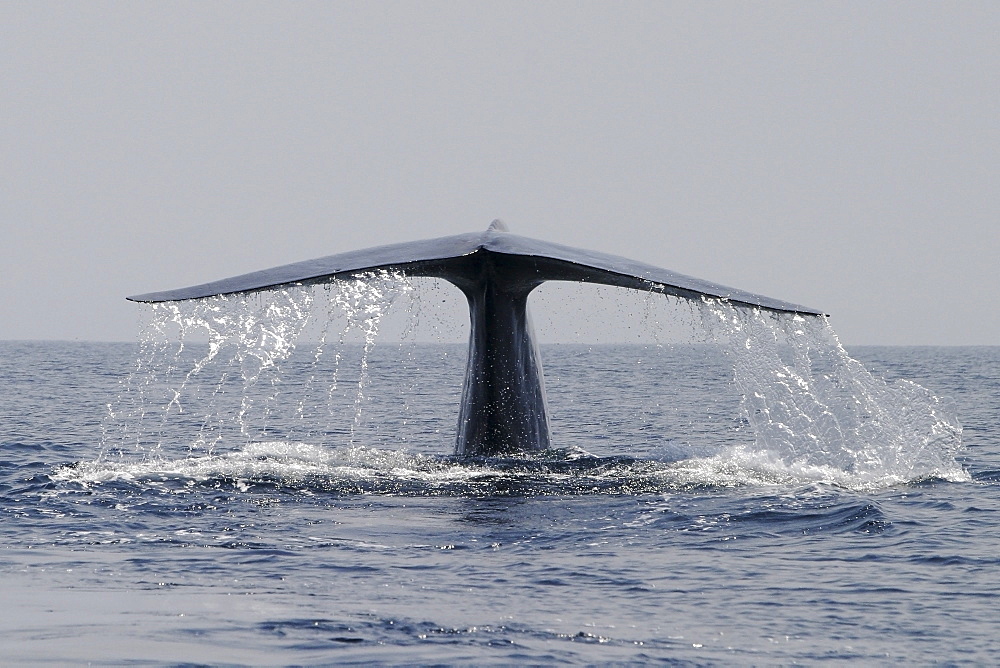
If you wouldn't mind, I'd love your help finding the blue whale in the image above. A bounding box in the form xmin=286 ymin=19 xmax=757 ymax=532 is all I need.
xmin=129 ymin=220 xmax=822 ymax=456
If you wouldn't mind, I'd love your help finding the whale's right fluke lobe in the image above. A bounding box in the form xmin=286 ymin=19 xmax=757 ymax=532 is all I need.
xmin=128 ymin=222 xmax=823 ymax=456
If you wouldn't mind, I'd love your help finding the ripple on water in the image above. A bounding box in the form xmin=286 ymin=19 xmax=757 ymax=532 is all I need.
xmin=50 ymin=438 xmax=963 ymax=506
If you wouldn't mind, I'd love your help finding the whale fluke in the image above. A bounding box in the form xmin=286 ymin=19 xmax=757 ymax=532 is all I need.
xmin=128 ymin=223 xmax=822 ymax=456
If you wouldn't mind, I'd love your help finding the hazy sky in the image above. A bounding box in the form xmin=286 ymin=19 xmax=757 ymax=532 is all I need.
xmin=2 ymin=2 xmax=997 ymax=345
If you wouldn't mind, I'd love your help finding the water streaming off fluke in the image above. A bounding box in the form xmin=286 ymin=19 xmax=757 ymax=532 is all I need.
xmin=95 ymin=273 xmax=965 ymax=493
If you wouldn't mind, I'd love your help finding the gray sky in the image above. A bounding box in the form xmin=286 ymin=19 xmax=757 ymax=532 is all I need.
xmin=2 ymin=2 xmax=997 ymax=345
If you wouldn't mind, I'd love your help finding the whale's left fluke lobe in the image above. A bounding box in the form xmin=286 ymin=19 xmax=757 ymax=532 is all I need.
xmin=128 ymin=222 xmax=823 ymax=456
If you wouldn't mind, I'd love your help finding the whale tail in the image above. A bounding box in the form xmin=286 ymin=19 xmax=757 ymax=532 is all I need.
xmin=129 ymin=223 xmax=822 ymax=456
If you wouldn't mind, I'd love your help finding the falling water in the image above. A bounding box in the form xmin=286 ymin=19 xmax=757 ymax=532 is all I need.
xmin=91 ymin=274 xmax=965 ymax=492
xmin=100 ymin=271 xmax=414 ymax=458
xmin=695 ymin=299 xmax=966 ymax=488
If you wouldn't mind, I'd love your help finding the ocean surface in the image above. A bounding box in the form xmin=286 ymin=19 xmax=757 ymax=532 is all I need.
xmin=2 ymin=331 xmax=999 ymax=664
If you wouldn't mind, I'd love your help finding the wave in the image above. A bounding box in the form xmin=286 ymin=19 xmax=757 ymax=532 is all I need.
xmin=53 ymin=438 xmax=969 ymax=498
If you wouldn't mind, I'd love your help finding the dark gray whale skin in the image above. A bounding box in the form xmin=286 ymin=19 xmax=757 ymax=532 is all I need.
xmin=129 ymin=220 xmax=822 ymax=456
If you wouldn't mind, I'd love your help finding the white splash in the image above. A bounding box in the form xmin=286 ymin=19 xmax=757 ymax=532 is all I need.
xmin=696 ymin=299 xmax=966 ymax=488
xmin=101 ymin=271 xmax=414 ymax=460
xmin=100 ymin=274 xmax=967 ymax=493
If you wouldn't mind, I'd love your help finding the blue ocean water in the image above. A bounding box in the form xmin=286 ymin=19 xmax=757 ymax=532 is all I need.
xmin=2 ymin=336 xmax=998 ymax=665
